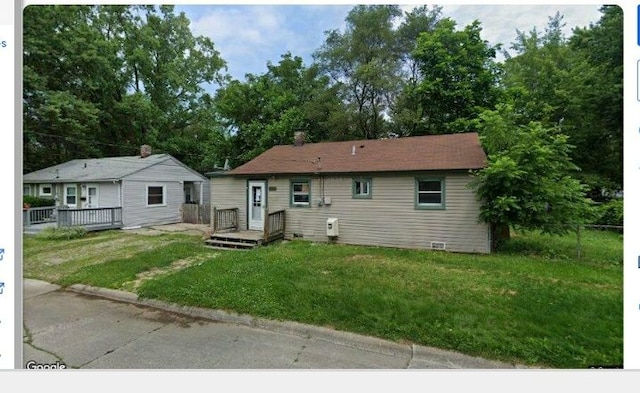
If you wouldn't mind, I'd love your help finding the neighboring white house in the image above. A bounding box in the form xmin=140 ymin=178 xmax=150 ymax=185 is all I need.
xmin=210 ymin=132 xmax=492 ymax=253
xmin=23 ymin=146 xmax=210 ymax=228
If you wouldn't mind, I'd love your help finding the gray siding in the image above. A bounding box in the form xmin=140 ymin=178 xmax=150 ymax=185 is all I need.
xmin=212 ymin=172 xmax=490 ymax=253
xmin=93 ymin=182 xmax=120 ymax=207
xmin=122 ymin=156 xmax=208 ymax=227
xmin=121 ymin=180 xmax=184 ymax=227
xmin=211 ymin=176 xmax=249 ymax=230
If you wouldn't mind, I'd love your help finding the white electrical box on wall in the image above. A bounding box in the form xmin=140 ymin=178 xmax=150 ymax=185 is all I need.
xmin=324 ymin=196 xmax=332 ymax=205
xmin=326 ymin=217 xmax=339 ymax=236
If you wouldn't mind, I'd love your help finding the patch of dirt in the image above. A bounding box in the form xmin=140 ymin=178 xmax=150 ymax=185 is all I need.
xmin=346 ymin=255 xmax=378 ymax=262
xmin=433 ymin=265 xmax=487 ymax=275
xmin=123 ymin=253 xmax=218 ymax=291
xmin=44 ymin=237 xmax=152 ymax=265
xmin=124 ymin=223 xmax=211 ymax=237
xmin=500 ymin=289 xmax=518 ymax=296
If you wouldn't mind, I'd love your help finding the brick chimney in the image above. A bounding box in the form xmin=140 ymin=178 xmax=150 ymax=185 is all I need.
xmin=140 ymin=144 xmax=152 ymax=158
xmin=293 ymin=131 xmax=305 ymax=147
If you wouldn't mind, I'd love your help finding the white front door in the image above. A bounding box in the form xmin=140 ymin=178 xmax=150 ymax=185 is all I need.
xmin=248 ymin=181 xmax=266 ymax=231
xmin=86 ymin=185 xmax=99 ymax=208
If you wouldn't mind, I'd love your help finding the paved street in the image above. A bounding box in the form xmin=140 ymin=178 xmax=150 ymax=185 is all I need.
xmin=22 ymin=279 xmax=519 ymax=369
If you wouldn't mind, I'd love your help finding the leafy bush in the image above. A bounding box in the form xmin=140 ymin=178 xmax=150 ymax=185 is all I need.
xmin=36 ymin=227 xmax=87 ymax=240
xmin=23 ymin=195 xmax=56 ymax=208
xmin=592 ymin=199 xmax=623 ymax=227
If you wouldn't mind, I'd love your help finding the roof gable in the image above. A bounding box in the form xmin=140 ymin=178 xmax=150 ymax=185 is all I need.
xmin=23 ymin=154 xmax=205 ymax=183
xmin=228 ymin=133 xmax=487 ymax=176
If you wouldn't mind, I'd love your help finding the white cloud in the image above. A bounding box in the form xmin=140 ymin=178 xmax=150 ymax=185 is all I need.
xmin=441 ymin=4 xmax=603 ymax=54
xmin=190 ymin=7 xmax=290 ymax=61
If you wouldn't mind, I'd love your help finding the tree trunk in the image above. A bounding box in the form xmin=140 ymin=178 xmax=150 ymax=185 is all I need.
xmin=491 ymin=223 xmax=511 ymax=251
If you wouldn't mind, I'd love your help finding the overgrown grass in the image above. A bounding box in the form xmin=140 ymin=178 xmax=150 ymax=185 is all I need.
xmin=500 ymin=229 xmax=623 ymax=267
xmin=23 ymin=228 xmax=622 ymax=369
xmin=35 ymin=226 xmax=87 ymax=240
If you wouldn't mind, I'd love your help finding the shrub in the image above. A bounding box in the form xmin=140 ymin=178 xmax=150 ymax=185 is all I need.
xmin=23 ymin=195 xmax=56 ymax=208
xmin=592 ymin=199 xmax=623 ymax=227
xmin=36 ymin=227 xmax=87 ymax=240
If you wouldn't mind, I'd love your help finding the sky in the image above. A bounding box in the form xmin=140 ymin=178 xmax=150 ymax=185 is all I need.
xmin=173 ymin=3 xmax=606 ymax=83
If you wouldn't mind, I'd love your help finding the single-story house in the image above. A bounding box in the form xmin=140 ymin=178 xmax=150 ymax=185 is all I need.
xmin=23 ymin=145 xmax=210 ymax=228
xmin=210 ymin=132 xmax=491 ymax=253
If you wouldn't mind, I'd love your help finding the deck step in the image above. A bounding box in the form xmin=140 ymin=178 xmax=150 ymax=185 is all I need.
xmin=209 ymin=235 xmax=263 ymax=245
xmin=205 ymin=239 xmax=258 ymax=250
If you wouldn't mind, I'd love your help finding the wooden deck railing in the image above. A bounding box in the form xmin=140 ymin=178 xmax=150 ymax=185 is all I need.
xmin=56 ymin=207 xmax=123 ymax=229
xmin=23 ymin=206 xmax=57 ymax=226
xmin=212 ymin=207 xmax=239 ymax=233
xmin=264 ymin=209 xmax=286 ymax=242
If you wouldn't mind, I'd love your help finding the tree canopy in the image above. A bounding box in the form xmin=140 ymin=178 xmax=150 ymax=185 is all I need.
xmin=23 ymin=5 xmax=227 ymax=174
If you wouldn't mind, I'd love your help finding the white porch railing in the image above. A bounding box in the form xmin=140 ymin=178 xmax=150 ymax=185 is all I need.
xmin=23 ymin=206 xmax=123 ymax=231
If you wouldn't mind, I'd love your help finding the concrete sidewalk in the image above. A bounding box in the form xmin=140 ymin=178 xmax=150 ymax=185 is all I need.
xmin=23 ymin=278 xmax=528 ymax=369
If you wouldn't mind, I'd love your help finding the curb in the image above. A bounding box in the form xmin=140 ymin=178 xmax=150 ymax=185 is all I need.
xmin=66 ymin=283 xmax=526 ymax=369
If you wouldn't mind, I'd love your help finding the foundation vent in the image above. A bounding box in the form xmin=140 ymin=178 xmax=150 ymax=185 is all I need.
xmin=430 ymin=242 xmax=446 ymax=250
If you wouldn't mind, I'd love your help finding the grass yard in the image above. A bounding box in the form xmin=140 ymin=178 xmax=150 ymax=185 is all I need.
xmin=23 ymin=228 xmax=622 ymax=369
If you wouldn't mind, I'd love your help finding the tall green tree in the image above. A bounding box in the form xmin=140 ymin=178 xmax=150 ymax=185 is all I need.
xmin=391 ymin=5 xmax=443 ymax=136
xmin=500 ymin=8 xmax=622 ymax=196
xmin=501 ymin=13 xmax=575 ymax=127
xmin=23 ymin=5 xmax=227 ymax=174
xmin=314 ymin=5 xmax=403 ymax=140
xmin=24 ymin=6 xmax=110 ymax=171
xmin=406 ymin=18 xmax=500 ymax=135
xmin=471 ymin=104 xmax=590 ymax=249
xmin=215 ymin=53 xmax=346 ymax=166
xmin=568 ymin=6 xmax=623 ymax=193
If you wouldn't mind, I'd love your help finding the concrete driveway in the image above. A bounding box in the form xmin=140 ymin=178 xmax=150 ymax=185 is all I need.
xmin=22 ymin=279 xmax=523 ymax=369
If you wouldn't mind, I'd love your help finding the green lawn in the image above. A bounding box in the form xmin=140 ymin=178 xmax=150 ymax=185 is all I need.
xmin=23 ymin=228 xmax=623 ymax=368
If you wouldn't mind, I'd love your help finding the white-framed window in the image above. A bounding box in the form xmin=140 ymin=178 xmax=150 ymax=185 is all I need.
xmin=415 ymin=178 xmax=445 ymax=209
xmin=39 ymin=184 xmax=52 ymax=197
xmin=290 ymin=179 xmax=310 ymax=207
xmin=23 ymin=184 xmax=31 ymax=196
xmin=147 ymin=185 xmax=166 ymax=206
xmin=352 ymin=178 xmax=372 ymax=199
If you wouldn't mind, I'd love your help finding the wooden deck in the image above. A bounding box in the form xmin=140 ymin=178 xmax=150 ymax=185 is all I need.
xmin=205 ymin=230 xmax=279 ymax=250
xmin=207 ymin=208 xmax=286 ymax=250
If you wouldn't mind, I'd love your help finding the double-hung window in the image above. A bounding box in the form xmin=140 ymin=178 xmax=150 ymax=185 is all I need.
xmin=415 ymin=178 xmax=445 ymax=209
xmin=291 ymin=180 xmax=310 ymax=207
xmin=65 ymin=185 xmax=77 ymax=206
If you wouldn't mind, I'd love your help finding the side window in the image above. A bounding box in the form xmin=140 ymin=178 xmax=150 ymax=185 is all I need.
xmin=147 ymin=185 xmax=166 ymax=206
xmin=290 ymin=180 xmax=310 ymax=207
xmin=415 ymin=178 xmax=445 ymax=209
xmin=352 ymin=178 xmax=372 ymax=199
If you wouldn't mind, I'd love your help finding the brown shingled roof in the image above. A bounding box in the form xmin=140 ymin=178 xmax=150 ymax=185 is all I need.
xmin=228 ymin=132 xmax=487 ymax=175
